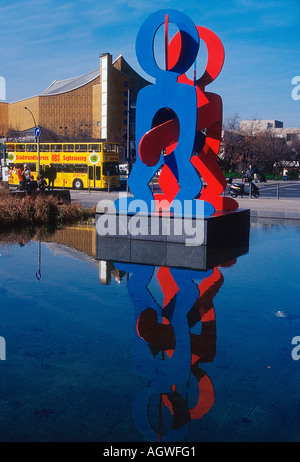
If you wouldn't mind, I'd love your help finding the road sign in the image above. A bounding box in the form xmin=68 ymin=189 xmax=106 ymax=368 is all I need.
xmin=35 ymin=126 xmax=41 ymax=137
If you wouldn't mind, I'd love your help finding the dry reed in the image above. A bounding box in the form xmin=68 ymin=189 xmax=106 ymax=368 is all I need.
xmin=0 ymin=190 xmax=95 ymax=230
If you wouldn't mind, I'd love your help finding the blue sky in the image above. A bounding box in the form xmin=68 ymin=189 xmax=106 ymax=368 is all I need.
xmin=0 ymin=0 xmax=299 ymax=127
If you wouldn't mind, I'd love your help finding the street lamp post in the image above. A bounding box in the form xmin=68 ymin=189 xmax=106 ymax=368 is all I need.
xmin=24 ymin=106 xmax=40 ymax=175
xmin=126 ymin=88 xmax=130 ymax=193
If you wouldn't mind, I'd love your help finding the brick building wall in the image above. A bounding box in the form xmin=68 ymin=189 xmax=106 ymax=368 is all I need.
xmin=3 ymin=53 xmax=150 ymax=142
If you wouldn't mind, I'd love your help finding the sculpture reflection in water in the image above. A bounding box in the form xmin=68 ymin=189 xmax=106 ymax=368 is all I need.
xmin=115 ymin=258 xmax=236 ymax=442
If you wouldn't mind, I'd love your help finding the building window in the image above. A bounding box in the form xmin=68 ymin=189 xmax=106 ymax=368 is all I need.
xmin=101 ymin=93 xmax=107 ymax=105
xmin=101 ymin=56 xmax=108 ymax=70
xmin=101 ymin=80 xmax=107 ymax=93
xmin=101 ymin=68 xmax=107 ymax=81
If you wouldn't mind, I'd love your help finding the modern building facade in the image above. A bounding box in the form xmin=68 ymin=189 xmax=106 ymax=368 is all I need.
xmin=0 ymin=53 xmax=150 ymax=145
xmin=240 ymin=119 xmax=300 ymax=142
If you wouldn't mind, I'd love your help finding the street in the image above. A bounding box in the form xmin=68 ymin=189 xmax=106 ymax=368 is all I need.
xmin=226 ymin=180 xmax=300 ymax=199
xmin=70 ymin=180 xmax=300 ymax=209
xmin=255 ymin=181 xmax=300 ymax=199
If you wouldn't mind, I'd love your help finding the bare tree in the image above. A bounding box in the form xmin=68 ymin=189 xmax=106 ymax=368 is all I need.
xmin=39 ymin=120 xmax=94 ymax=142
xmin=7 ymin=125 xmax=25 ymax=142
xmin=221 ymin=116 xmax=297 ymax=175
xmin=254 ymin=131 xmax=292 ymax=174
xmin=221 ymin=115 xmax=258 ymax=172
xmin=290 ymin=136 xmax=300 ymax=163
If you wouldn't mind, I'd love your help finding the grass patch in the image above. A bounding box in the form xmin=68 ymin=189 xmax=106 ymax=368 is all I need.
xmin=0 ymin=190 xmax=95 ymax=230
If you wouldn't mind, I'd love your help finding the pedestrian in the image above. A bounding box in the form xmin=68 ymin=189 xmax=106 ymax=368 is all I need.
xmin=37 ymin=174 xmax=47 ymax=191
xmin=22 ymin=164 xmax=31 ymax=186
xmin=25 ymin=175 xmax=38 ymax=194
xmin=283 ymin=168 xmax=288 ymax=181
xmin=15 ymin=164 xmax=25 ymax=190
xmin=47 ymin=164 xmax=57 ymax=190
xmin=246 ymin=168 xmax=252 ymax=183
xmin=1 ymin=163 xmax=9 ymax=189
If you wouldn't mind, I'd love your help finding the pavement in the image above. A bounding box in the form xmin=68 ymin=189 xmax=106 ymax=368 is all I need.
xmin=231 ymin=197 xmax=300 ymax=222
xmin=70 ymin=188 xmax=300 ymax=223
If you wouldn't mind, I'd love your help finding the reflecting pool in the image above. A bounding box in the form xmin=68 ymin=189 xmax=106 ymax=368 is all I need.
xmin=0 ymin=222 xmax=299 ymax=442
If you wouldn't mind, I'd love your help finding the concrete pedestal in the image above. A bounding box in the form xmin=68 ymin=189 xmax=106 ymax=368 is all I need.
xmin=95 ymin=208 xmax=250 ymax=271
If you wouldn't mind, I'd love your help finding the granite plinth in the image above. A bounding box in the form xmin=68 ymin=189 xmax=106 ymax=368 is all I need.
xmin=95 ymin=208 xmax=250 ymax=246
xmin=95 ymin=208 xmax=250 ymax=271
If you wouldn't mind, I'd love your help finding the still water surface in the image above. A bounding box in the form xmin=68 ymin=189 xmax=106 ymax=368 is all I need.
xmin=0 ymin=222 xmax=299 ymax=442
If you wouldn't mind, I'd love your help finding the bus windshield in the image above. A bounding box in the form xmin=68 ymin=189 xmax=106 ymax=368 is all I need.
xmin=102 ymin=162 xmax=119 ymax=176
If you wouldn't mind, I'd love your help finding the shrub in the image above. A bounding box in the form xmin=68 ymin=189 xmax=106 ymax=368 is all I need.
xmin=0 ymin=193 xmax=94 ymax=230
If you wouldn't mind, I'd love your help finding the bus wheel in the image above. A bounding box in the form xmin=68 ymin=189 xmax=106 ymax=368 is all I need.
xmin=73 ymin=178 xmax=83 ymax=190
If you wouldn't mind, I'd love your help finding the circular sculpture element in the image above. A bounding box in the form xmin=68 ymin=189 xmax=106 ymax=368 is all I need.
xmin=136 ymin=9 xmax=199 ymax=78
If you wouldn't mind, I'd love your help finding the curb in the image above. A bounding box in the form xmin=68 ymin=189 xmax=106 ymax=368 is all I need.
xmin=248 ymin=210 xmax=300 ymax=220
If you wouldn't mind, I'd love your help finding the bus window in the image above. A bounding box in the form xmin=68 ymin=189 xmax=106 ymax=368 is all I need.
xmin=26 ymin=144 xmax=37 ymax=152
xmin=103 ymin=144 xmax=118 ymax=153
xmin=75 ymin=144 xmax=87 ymax=152
xmin=6 ymin=144 xmax=15 ymax=151
xmin=27 ymin=163 xmax=36 ymax=172
xmin=15 ymin=144 xmax=25 ymax=152
xmin=88 ymin=144 xmax=101 ymax=152
xmin=54 ymin=164 xmax=63 ymax=172
xmin=40 ymin=144 xmax=49 ymax=152
xmin=63 ymin=164 xmax=75 ymax=173
xmin=51 ymin=144 xmax=62 ymax=152
xmin=103 ymin=162 xmax=119 ymax=176
xmin=74 ymin=164 xmax=88 ymax=173
xmin=96 ymin=166 xmax=101 ymax=180
xmin=88 ymin=166 xmax=93 ymax=180
xmin=63 ymin=144 xmax=74 ymax=152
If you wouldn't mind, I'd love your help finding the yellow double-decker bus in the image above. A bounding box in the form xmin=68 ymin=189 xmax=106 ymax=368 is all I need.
xmin=6 ymin=141 xmax=120 ymax=190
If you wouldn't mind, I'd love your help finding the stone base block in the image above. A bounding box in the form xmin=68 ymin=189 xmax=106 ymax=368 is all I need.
xmin=95 ymin=208 xmax=250 ymax=247
xmin=95 ymin=209 xmax=250 ymax=270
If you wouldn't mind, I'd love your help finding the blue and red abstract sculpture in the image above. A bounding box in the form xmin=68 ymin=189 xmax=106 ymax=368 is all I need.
xmin=115 ymin=9 xmax=238 ymax=217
